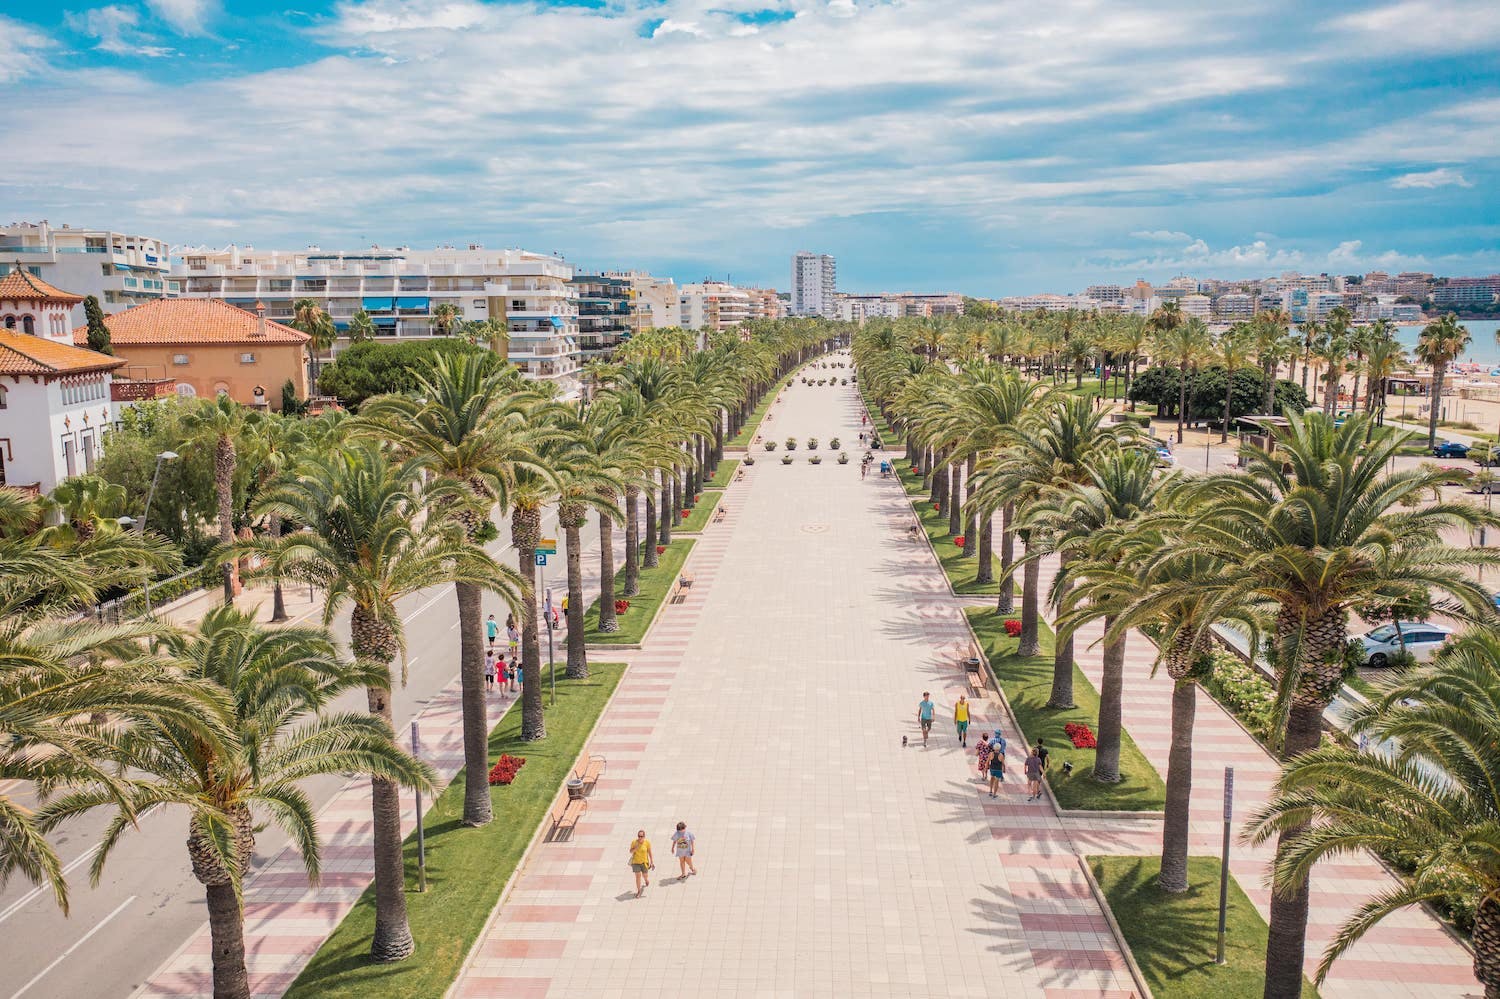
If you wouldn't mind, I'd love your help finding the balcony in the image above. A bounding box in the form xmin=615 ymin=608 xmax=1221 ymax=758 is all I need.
xmin=111 ymin=377 xmax=174 ymax=402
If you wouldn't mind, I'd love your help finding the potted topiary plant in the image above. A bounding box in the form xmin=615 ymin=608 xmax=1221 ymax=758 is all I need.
xmin=785 ymin=437 xmax=797 ymax=450
xmin=829 ymin=437 xmax=840 ymax=449
xmin=781 ymin=454 xmax=793 ymax=465
xmin=744 ymin=455 xmax=756 ymax=465
xmin=809 ymin=454 xmax=822 ymax=464
xmin=807 ymin=437 xmax=819 ymax=449
xmin=764 ymin=440 xmax=777 ymax=451
xmin=837 ymin=451 xmax=849 ymax=464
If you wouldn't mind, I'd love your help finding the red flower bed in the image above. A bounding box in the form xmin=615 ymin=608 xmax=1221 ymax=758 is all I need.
xmin=1064 ymin=722 xmax=1097 ymax=749
xmin=487 ymin=754 xmax=527 ymax=786
xmin=614 ymin=599 xmax=630 ymax=614
xmin=953 ymin=536 xmax=966 ymax=547
xmin=681 ymin=509 xmax=691 ymax=517
xmin=656 ymin=544 xmax=666 ymax=555
xmin=1003 ymin=619 xmax=1022 ymax=637
xmin=932 ymin=503 xmax=942 ymax=513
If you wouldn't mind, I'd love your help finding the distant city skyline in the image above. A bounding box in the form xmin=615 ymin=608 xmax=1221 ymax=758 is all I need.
xmin=3 ymin=1 xmax=1498 ymax=294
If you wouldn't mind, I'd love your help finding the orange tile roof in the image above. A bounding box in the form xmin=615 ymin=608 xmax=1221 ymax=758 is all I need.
xmin=0 ymin=330 xmax=126 ymax=377
xmin=0 ymin=267 xmax=85 ymax=305
xmin=72 ymin=298 xmax=311 ymax=347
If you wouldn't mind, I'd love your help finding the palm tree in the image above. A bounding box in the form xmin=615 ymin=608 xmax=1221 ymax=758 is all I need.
xmin=1149 ymin=304 xmax=1207 ymax=443
xmin=1247 ymin=629 xmax=1500 ymax=993
xmin=1110 ymin=316 xmax=1150 ymax=409
xmin=1176 ymin=413 xmax=1499 ymax=998
xmin=1295 ymin=318 xmax=1322 ymax=396
xmin=1213 ymin=324 xmax=1255 ymax=442
xmin=552 ymin=402 xmax=625 ymax=679
xmin=40 ymin=607 xmax=430 ymax=999
xmin=1318 ymin=307 xmax=1354 ymax=415
xmin=242 ymin=415 xmax=309 ymax=622
xmin=182 ymin=395 xmax=255 ymax=606
xmin=432 ymin=302 xmax=461 ymax=336
xmin=348 ymin=308 xmax=376 ymax=344
xmin=244 ymin=442 xmax=507 ymax=962
xmin=358 ymin=353 xmax=536 ymax=827
xmin=46 ymin=474 xmax=127 ymax=542
xmin=292 ymin=298 xmax=337 ymax=390
xmin=1252 ymin=310 xmax=1291 ymax=417
xmin=1359 ymin=321 xmax=1407 ymax=418
xmin=1415 ymin=313 xmax=1471 ymax=448
xmin=507 ymin=440 xmax=568 ymax=742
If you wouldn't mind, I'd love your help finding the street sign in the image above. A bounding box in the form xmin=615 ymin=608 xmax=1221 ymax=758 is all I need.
xmin=534 ymin=553 xmax=548 ymax=566
xmin=537 ymin=538 xmax=558 ymax=555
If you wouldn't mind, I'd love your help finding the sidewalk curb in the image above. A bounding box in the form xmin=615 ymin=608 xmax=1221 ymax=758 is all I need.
xmin=444 ymin=663 xmax=632 ymax=999
xmin=1077 ymin=855 xmax=1156 ymax=999
xmin=584 ymin=537 xmax=700 ymax=655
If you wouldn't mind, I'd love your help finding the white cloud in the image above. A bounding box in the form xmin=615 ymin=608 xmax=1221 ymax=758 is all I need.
xmin=0 ymin=16 xmax=52 ymax=82
xmin=65 ymin=5 xmax=176 ymax=57
xmin=1390 ymin=168 xmax=1474 ymax=189
xmin=1130 ymin=230 xmax=1194 ymax=243
xmin=654 ymin=19 xmax=707 ymax=38
xmin=145 ymin=0 xmax=217 ymax=36
xmin=1327 ymin=240 xmax=1363 ymax=266
xmin=1324 ymin=1 xmax=1500 ymax=53
xmin=828 ymin=0 xmax=857 ymax=17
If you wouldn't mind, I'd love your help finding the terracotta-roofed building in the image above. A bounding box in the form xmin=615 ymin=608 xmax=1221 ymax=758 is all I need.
xmin=0 ymin=274 xmax=123 ymax=493
xmin=75 ymin=298 xmax=309 ymax=409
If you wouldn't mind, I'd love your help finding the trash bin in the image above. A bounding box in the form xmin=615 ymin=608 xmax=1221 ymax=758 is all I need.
xmin=566 ymin=778 xmax=585 ymax=801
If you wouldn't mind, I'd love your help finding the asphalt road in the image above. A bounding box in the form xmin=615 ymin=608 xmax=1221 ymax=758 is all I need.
xmin=0 ymin=504 xmax=615 ymax=999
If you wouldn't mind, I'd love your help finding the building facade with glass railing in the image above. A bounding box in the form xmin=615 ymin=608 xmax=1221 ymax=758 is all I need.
xmin=0 ymin=221 xmax=174 ymax=325
xmin=170 ymin=244 xmax=582 ymax=395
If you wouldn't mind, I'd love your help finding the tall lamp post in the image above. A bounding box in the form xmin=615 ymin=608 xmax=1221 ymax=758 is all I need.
xmin=139 ymin=450 xmax=178 ymax=613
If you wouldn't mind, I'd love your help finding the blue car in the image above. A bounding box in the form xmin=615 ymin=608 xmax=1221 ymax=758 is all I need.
xmin=1432 ymin=441 xmax=1470 ymax=458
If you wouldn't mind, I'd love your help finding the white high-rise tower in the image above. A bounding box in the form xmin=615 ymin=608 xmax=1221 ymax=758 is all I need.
xmin=790 ymin=251 xmax=837 ymax=317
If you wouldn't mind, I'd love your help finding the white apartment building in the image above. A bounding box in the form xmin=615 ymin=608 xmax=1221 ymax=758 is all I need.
xmin=1310 ymin=291 xmax=1347 ymax=319
xmin=1212 ymin=293 xmax=1255 ymax=322
xmin=0 ymin=220 xmax=174 ymax=325
xmin=744 ymin=288 xmax=784 ymax=322
xmin=1180 ymin=294 xmax=1212 ymax=320
xmin=679 ymin=282 xmax=751 ymax=332
xmin=999 ymin=294 xmax=1098 ymax=313
xmin=790 ymin=252 xmax=837 ymax=317
xmin=171 ymin=244 xmax=583 ymax=396
xmin=837 ymin=295 xmax=904 ymax=322
xmin=607 ymin=272 xmax=680 ymax=333
xmin=1085 ymin=285 xmax=1127 ymax=305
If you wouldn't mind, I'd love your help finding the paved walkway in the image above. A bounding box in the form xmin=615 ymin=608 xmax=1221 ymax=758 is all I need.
xmin=452 ymin=366 xmax=1137 ymax=999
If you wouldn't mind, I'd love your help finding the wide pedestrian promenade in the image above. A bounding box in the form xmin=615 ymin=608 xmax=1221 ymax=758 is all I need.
xmin=453 ymin=372 xmax=1136 ymax=999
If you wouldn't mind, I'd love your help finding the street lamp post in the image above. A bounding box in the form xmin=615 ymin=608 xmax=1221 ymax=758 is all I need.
xmin=139 ymin=450 xmax=178 ymax=614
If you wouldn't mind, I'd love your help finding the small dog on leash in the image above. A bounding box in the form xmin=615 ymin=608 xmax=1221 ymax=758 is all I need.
xmin=902 ymin=735 xmax=908 ymax=748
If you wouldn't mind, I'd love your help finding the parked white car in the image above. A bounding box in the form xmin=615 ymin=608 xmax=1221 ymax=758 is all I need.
xmin=1360 ymin=622 xmax=1456 ymax=668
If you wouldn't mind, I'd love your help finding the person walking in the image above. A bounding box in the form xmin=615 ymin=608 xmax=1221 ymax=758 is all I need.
xmin=1034 ymin=738 xmax=1049 ymax=775
xmin=486 ymin=613 xmax=499 ymax=650
xmin=861 ymin=460 xmax=868 ymax=480
xmin=509 ymin=654 xmax=520 ymax=694
xmin=506 ymin=617 xmax=520 ymax=658
xmin=629 ymin=829 xmax=654 ymax=898
xmin=974 ymin=732 xmax=992 ymax=783
xmin=485 ymin=649 xmax=497 ymax=690
xmin=953 ymin=694 xmax=970 ymax=747
xmin=670 ymin=821 xmax=697 ymax=880
xmin=496 ymin=655 xmax=509 ymax=697
xmin=987 ymin=736 xmax=1007 ymax=797
xmin=916 ymin=691 xmax=935 ymax=747
xmin=1024 ymin=745 xmax=1044 ymax=801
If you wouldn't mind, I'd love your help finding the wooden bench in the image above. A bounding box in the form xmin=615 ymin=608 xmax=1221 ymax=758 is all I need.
xmin=712 ymin=505 xmax=727 ymax=524
xmin=670 ymin=572 xmax=696 ymax=604
xmin=573 ymin=752 xmax=607 ymax=793
xmin=959 ymin=643 xmax=988 ymax=695
xmin=547 ymin=797 xmax=588 ymax=841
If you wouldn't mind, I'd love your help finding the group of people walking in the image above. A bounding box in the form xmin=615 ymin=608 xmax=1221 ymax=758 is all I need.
xmin=628 ymin=822 xmax=698 ymax=898
xmin=917 ymin=691 xmax=1050 ymax=801
xmin=484 ymin=613 xmax=523 ymax=695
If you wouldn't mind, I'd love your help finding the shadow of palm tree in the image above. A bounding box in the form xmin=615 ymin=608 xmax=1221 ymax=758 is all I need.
xmin=926 ymin=778 xmax=1000 ymax=845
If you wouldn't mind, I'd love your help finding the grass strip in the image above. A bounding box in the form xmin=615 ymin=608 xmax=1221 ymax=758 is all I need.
xmin=700 ymin=458 xmax=739 ymax=489
xmin=892 ymin=461 xmax=1001 ymax=595
xmin=728 ymin=372 xmax=797 ymax=448
xmin=1089 ymin=855 xmax=1319 ymax=999
xmin=966 ymin=610 xmax=1165 ymax=811
xmin=582 ymin=538 xmax=695 ymax=644
xmin=676 ymin=491 xmax=723 ymax=534
xmin=284 ymin=664 xmax=625 ymax=999
xmin=858 ymin=386 xmax=899 ymax=442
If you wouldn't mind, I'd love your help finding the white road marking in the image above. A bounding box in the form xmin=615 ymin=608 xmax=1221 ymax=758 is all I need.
xmin=8 ymin=894 xmax=136 ymax=999
xmin=402 ymin=586 xmax=453 ymax=625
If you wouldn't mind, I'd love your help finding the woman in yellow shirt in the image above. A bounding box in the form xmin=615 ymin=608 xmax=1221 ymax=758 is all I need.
xmin=954 ymin=694 xmax=971 ymax=747
xmin=629 ymin=829 xmax=654 ymax=898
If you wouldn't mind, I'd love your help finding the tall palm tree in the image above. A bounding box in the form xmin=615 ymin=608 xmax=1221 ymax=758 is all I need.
xmin=1252 ymin=309 xmax=1291 ymax=417
xmin=1415 ymin=313 xmax=1471 ymax=448
xmin=1359 ymin=321 xmax=1407 ymax=418
xmin=1213 ymin=324 xmax=1255 ymax=442
xmin=242 ymin=415 xmax=309 ymax=622
xmin=1176 ymin=413 xmax=1499 ymax=998
xmin=358 ymin=353 xmax=536 ymax=826
xmin=347 ymin=308 xmax=376 ymax=344
xmin=552 ymin=402 xmax=625 ymax=679
xmin=431 ymin=302 xmax=461 ymax=336
xmin=182 ymin=395 xmax=255 ymax=606
xmin=45 ymin=473 xmax=127 ymax=542
xmin=1295 ymin=318 xmax=1322 ymax=397
xmin=292 ymin=298 xmax=337 ymax=390
xmin=244 ymin=442 xmax=508 ymax=962
xmin=1110 ymin=315 xmax=1150 ymax=409
xmin=1149 ymin=304 xmax=1207 ymax=443
xmin=507 ymin=429 xmax=569 ymax=742
xmin=40 ymin=607 xmax=430 ymax=999
xmin=1318 ymin=306 xmax=1354 ymax=415
xmin=1247 ymin=629 xmax=1500 ymax=994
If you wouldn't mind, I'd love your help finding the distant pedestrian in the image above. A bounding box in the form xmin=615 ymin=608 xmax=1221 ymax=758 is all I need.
xmin=1034 ymin=738 xmax=1049 ymax=775
xmin=1025 ymin=746 xmax=1044 ymax=801
xmin=485 ymin=649 xmax=496 ymax=688
xmin=916 ymin=691 xmax=935 ymax=747
xmin=975 ymin=732 xmax=992 ymax=781
xmin=859 ymin=431 xmax=866 ymax=444
xmin=862 ymin=413 xmax=868 ymax=426
xmin=506 ymin=620 xmax=520 ymax=657
xmin=629 ymin=829 xmax=654 ymax=898
xmin=953 ymin=694 xmax=970 ymax=747
xmin=670 ymin=821 xmax=697 ymax=880
xmin=510 ymin=655 xmax=521 ymax=693
xmin=861 ymin=461 xmax=868 ymax=480
xmin=987 ymin=737 xmax=1007 ymax=797
xmin=486 ymin=613 xmax=499 ymax=649
xmin=496 ymin=657 xmax=509 ymax=695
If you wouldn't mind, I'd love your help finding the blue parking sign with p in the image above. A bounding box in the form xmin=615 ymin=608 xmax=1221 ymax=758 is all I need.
xmin=534 ymin=553 xmax=548 ymax=566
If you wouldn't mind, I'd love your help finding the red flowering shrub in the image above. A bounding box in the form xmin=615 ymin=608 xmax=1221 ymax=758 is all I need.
xmin=932 ymin=503 xmax=942 ymax=513
xmin=953 ymin=536 xmax=966 ymax=547
xmin=656 ymin=544 xmax=666 ymax=555
xmin=487 ymin=754 xmax=527 ymax=785
xmin=1003 ymin=619 xmax=1022 ymax=637
xmin=614 ymin=599 xmax=630 ymax=614
xmin=681 ymin=509 xmax=691 ymax=517
xmin=1064 ymin=722 xmax=1097 ymax=750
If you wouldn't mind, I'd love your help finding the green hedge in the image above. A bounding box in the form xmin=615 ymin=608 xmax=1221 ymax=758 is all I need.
xmin=1199 ymin=650 xmax=1277 ymax=745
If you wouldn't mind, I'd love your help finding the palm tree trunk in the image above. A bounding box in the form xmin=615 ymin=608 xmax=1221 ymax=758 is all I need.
xmin=1176 ymin=361 xmax=1188 ymax=442
xmin=349 ymin=606 xmax=416 ymax=961
xmin=975 ymin=514 xmax=993 ymax=584
xmin=624 ymin=486 xmax=641 ymax=592
xmin=269 ymin=512 xmax=288 ymax=622
xmin=1262 ymin=699 xmax=1326 ymax=999
xmin=930 ymin=450 xmax=945 ymax=505
xmin=658 ymin=475 xmax=671 ymax=545
xmin=562 ymin=510 xmax=588 ymax=679
xmin=962 ymin=455 xmax=977 ymax=557
xmin=671 ymin=470 xmax=682 ymax=527
xmin=643 ymin=488 xmax=659 ymax=569
xmin=453 ymin=579 xmax=492 ymax=826
xmin=217 ymin=436 xmax=236 ymax=606
xmin=599 ymin=508 xmax=618 ymax=632
xmin=1047 ymin=554 xmax=1075 ymax=709
xmin=1125 ymin=356 xmax=1137 ymax=411
xmin=997 ymin=503 xmax=1016 ymax=614
xmin=1092 ymin=616 xmax=1125 ymax=782
xmin=510 ymin=507 xmax=546 ymax=742
xmin=1472 ymin=897 xmax=1500 ymax=999
xmin=1159 ymin=677 xmax=1197 ymax=893
xmin=1222 ymin=373 xmax=1233 ymax=443
xmin=1427 ymin=362 xmax=1445 ymax=447
xmin=947 ymin=463 xmax=962 ymax=536
xmin=1017 ymin=546 xmax=1041 ymax=657
xmin=203 ymin=880 xmax=250 ymax=999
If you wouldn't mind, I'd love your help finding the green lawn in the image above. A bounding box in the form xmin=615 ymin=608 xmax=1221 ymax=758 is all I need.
xmin=700 ymin=459 xmax=739 ymax=489
xmin=284 ymin=664 xmax=625 ymax=999
xmin=966 ymin=610 xmax=1165 ymax=811
xmin=858 ymin=387 xmax=899 ymax=442
xmin=1090 ymin=855 xmax=1319 ymax=999
xmin=582 ymin=538 xmax=695 ymax=644
xmin=676 ymin=491 xmax=722 ymax=534
xmin=727 ymin=371 xmax=797 ymax=448
xmin=891 ymin=461 xmax=1002 ymax=595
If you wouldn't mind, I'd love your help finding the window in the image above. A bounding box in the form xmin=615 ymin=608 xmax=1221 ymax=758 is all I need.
xmin=21 ymin=316 xmax=33 ymax=334
xmin=472 ymin=299 xmax=484 ymax=309
xmin=0 ymin=385 xmax=6 ymax=409
xmin=62 ymin=438 xmax=75 ymax=477
xmin=239 ymin=352 xmax=256 ymax=364
xmin=172 ymin=353 xmax=189 ymax=365
xmin=81 ymin=432 xmax=95 ymax=473
xmin=2 ymin=316 xmax=13 ymax=329
xmin=175 ymin=383 xmax=196 ymax=398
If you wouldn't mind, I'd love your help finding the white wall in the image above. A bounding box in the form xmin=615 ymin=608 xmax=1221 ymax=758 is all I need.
xmin=0 ymin=376 xmax=112 ymax=492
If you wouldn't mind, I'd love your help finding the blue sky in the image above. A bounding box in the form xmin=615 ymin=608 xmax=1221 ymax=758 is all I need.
xmin=3 ymin=0 xmax=1498 ymax=294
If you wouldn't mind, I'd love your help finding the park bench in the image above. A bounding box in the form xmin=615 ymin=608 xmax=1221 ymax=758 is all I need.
xmin=712 ymin=505 xmax=727 ymax=524
xmin=959 ymin=644 xmax=988 ymax=695
xmin=573 ymin=752 xmax=607 ymax=794
xmin=670 ymin=572 xmax=696 ymax=604
xmin=547 ymin=796 xmax=588 ymax=841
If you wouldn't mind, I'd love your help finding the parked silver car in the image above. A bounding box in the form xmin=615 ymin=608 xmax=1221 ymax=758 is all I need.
xmin=1360 ymin=622 xmax=1456 ymax=668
